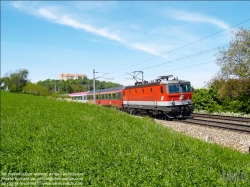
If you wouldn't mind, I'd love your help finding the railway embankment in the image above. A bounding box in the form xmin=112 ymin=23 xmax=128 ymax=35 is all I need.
xmin=2 ymin=91 xmax=250 ymax=186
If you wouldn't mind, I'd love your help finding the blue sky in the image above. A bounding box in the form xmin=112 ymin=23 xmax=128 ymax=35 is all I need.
xmin=1 ymin=1 xmax=250 ymax=88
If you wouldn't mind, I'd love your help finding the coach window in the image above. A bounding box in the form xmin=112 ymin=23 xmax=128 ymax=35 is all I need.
xmin=112 ymin=93 xmax=116 ymax=99
xmin=160 ymin=86 xmax=164 ymax=94
xmin=118 ymin=92 xmax=122 ymax=100
xmin=109 ymin=94 xmax=112 ymax=99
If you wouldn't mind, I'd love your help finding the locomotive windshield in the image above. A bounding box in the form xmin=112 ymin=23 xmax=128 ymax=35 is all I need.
xmin=167 ymin=82 xmax=191 ymax=93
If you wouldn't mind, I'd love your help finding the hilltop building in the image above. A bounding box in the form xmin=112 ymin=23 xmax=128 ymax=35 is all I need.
xmin=59 ymin=73 xmax=86 ymax=81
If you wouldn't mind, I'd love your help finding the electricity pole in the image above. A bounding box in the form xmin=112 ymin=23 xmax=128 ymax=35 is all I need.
xmin=93 ymin=69 xmax=96 ymax=104
xmin=93 ymin=69 xmax=110 ymax=104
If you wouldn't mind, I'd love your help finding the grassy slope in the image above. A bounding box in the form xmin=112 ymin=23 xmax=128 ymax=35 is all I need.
xmin=1 ymin=91 xmax=250 ymax=186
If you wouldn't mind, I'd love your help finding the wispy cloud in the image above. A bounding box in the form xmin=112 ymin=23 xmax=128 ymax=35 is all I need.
xmin=11 ymin=2 xmax=162 ymax=56
xmin=166 ymin=9 xmax=229 ymax=29
xmin=131 ymin=43 xmax=162 ymax=56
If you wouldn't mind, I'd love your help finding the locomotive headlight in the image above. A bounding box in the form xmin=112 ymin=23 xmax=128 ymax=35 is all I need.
xmin=187 ymin=97 xmax=191 ymax=104
xmin=171 ymin=99 xmax=175 ymax=105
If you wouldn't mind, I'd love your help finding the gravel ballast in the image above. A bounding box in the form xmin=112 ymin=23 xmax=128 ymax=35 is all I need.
xmin=155 ymin=119 xmax=250 ymax=154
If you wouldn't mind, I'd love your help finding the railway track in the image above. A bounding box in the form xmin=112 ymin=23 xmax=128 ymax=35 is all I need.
xmin=184 ymin=113 xmax=250 ymax=133
xmin=191 ymin=113 xmax=250 ymax=122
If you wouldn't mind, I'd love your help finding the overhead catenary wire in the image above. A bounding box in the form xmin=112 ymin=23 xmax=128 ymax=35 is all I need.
xmin=147 ymin=60 xmax=215 ymax=77
xmin=112 ymin=43 xmax=230 ymax=79
xmin=107 ymin=18 xmax=250 ymax=76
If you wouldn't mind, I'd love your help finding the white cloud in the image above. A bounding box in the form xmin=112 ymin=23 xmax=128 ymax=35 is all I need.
xmin=167 ymin=9 xmax=229 ymax=29
xmin=131 ymin=43 xmax=162 ymax=56
xmin=37 ymin=7 xmax=124 ymax=42
xmin=11 ymin=2 xmax=164 ymax=56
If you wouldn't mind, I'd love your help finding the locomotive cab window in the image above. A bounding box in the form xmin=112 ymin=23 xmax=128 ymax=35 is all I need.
xmin=168 ymin=84 xmax=180 ymax=93
xmin=167 ymin=82 xmax=191 ymax=93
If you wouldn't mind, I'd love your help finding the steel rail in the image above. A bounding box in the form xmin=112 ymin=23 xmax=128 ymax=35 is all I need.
xmin=191 ymin=113 xmax=250 ymax=123
xmin=184 ymin=118 xmax=250 ymax=133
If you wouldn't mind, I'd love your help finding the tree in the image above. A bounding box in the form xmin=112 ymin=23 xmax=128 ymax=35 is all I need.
xmin=206 ymin=28 xmax=250 ymax=114
xmin=0 ymin=77 xmax=9 ymax=90
xmin=192 ymin=88 xmax=221 ymax=112
xmin=215 ymin=28 xmax=250 ymax=79
xmin=4 ymin=69 xmax=29 ymax=92
xmin=23 ymin=82 xmax=49 ymax=96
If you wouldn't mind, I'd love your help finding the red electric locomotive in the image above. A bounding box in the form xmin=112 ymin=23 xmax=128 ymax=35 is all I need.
xmin=122 ymin=75 xmax=194 ymax=119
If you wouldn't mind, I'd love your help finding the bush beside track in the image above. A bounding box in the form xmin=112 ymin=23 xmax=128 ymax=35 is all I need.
xmin=1 ymin=91 xmax=250 ymax=186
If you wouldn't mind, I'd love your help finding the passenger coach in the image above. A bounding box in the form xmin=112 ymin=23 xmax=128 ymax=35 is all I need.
xmin=69 ymin=92 xmax=88 ymax=103
xmin=87 ymin=86 xmax=124 ymax=108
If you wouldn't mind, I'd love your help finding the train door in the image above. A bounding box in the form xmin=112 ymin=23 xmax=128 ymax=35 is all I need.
xmin=150 ymin=87 xmax=157 ymax=107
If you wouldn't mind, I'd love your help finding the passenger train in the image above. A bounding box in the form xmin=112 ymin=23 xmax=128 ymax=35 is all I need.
xmin=69 ymin=75 xmax=194 ymax=119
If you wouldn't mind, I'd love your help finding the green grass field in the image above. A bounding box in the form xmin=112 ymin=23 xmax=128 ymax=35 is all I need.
xmin=1 ymin=91 xmax=250 ymax=186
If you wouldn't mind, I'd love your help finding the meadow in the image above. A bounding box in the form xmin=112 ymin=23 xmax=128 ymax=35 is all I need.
xmin=1 ymin=91 xmax=250 ymax=186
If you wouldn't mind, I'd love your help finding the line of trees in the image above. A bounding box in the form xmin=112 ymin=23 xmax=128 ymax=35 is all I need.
xmin=0 ymin=70 xmax=122 ymax=96
xmin=36 ymin=78 xmax=122 ymax=94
